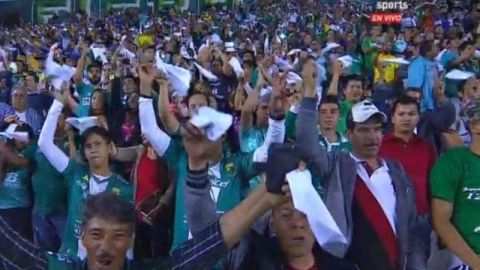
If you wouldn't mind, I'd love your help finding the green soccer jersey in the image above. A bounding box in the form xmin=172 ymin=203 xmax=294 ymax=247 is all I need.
xmin=59 ymin=160 xmax=133 ymax=258
xmin=77 ymin=83 xmax=94 ymax=106
xmin=337 ymin=100 xmax=353 ymax=135
xmin=162 ymin=138 xmax=257 ymax=249
xmin=430 ymin=147 xmax=480 ymax=254
xmin=23 ymin=140 xmax=69 ymax=215
xmin=0 ymin=143 xmax=35 ymax=209
xmin=239 ymin=126 xmax=267 ymax=196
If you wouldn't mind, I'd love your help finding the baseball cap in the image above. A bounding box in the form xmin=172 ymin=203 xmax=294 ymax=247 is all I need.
xmin=462 ymin=99 xmax=480 ymax=122
xmin=349 ymin=100 xmax=387 ymax=123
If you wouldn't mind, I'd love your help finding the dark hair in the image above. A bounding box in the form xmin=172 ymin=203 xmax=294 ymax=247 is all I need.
xmin=82 ymin=192 xmax=135 ymax=234
xmin=81 ymin=126 xmax=112 ymax=146
xmin=26 ymin=71 xmax=39 ymax=83
xmin=187 ymin=90 xmax=211 ymax=107
xmin=419 ymin=40 xmax=435 ymax=57
xmin=344 ymin=74 xmax=364 ymax=89
xmin=89 ymin=89 xmax=109 ymax=115
xmin=14 ymin=123 xmax=34 ymax=141
xmin=87 ymin=61 xmax=102 ymax=72
xmin=391 ymin=95 xmax=420 ymax=115
xmin=319 ymin=95 xmax=340 ymax=108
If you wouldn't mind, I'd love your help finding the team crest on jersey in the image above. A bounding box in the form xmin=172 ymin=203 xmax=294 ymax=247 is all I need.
xmin=224 ymin=162 xmax=235 ymax=173
xmin=111 ymin=187 xmax=121 ymax=195
xmin=82 ymin=174 xmax=89 ymax=182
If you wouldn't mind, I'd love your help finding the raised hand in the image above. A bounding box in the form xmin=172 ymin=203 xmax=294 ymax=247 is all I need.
xmin=181 ymin=122 xmax=210 ymax=170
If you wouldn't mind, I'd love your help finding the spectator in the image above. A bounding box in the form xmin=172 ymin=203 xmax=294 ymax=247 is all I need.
xmin=430 ymin=99 xmax=480 ymax=270
xmin=379 ymin=95 xmax=437 ymax=269
xmin=6 ymin=85 xmax=44 ymax=136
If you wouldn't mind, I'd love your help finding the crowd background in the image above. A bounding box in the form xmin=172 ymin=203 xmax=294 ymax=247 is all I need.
xmin=0 ymin=0 xmax=480 ymax=269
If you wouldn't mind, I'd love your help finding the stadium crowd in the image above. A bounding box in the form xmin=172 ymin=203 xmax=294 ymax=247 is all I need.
xmin=1 ymin=0 xmax=480 ymax=269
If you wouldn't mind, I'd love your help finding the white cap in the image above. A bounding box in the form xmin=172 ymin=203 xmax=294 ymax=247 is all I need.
xmin=350 ymin=100 xmax=387 ymax=123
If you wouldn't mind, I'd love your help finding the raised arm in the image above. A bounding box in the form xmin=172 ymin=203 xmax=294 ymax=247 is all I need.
xmin=297 ymin=59 xmax=333 ymax=179
xmin=138 ymin=65 xmax=172 ymax=157
xmin=157 ymin=78 xmax=180 ymax=135
xmin=73 ymin=44 xmax=89 ymax=85
xmin=37 ymin=91 xmax=70 ymax=173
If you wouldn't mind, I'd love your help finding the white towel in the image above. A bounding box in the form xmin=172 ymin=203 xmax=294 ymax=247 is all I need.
xmin=194 ymin=63 xmax=218 ymax=81
xmin=156 ymin=52 xmax=191 ymax=97
xmin=445 ymin=69 xmax=475 ymax=80
xmin=287 ymin=169 xmax=347 ymax=247
xmin=189 ymin=107 xmax=233 ymax=141
xmin=66 ymin=116 xmax=99 ymax=134
xmin=228 ymin=57 xmax=244 ymax=78
xmin=45 ymin=44 xmax=76 ymax=90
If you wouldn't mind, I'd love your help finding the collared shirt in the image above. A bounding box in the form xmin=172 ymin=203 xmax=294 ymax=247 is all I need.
xmin=318 ymin=131 xmax=350 ymax=153
xmin=379 ymin=133 xmax=436 ymax=215
xmin=350 ymin=153 xmax=397 ymax=234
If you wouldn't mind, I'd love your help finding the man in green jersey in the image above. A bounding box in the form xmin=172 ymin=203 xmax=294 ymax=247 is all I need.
xmin=72 ymin=44 xmax=102 ymax=117
xmin=431 ymin=99 xmax=480 ymax=269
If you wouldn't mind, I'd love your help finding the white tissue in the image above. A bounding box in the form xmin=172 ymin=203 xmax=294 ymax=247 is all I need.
xmin=66 ymin=116 xmax=99 ymax=134
xmin=189 ymin=107 xmax=233 ymax=141
xmin=287 ymin=169 xmax=348 ymax=247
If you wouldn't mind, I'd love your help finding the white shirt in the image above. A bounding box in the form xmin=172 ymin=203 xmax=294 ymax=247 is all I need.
xmin=15 ymin=111 xmax=27 ymax=123
xmin=88 ymin=174 xmax=110 ymax=195
xmin=350 ymin=153 xmax=397 ymax=234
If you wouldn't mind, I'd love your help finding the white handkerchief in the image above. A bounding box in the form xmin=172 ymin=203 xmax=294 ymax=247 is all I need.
xmin=287 ymin=49 xmax=301 ymax=56
xmin=156 ymin=52 xmax=191 ymax=97
xmin=90 ymin=46 xmax=108 ymax=64
xmin=45 ymin=51 xmax=76 ymax=90
xmin=287 ymin=72 xmax=302 ymax=85
xmin=0 ymin=129 xmax=29 ymax=142
xmin=287 ymin=169 xmax=347 ymax=247
xmin=321 ymin=42 xmax=341 ymax=54
xmin=228 ymin=57 xmax=244 ymax=78
xmin=194 ymin=62 xmax=218 ymax=81
xmin=380 ymin=58 xmax=410 ymax=65
xmin=337 ymin=55 xmax=354 ymax=68
xmin=66 ymin=116 xmax=99 ymax=134
xmin=189 ymin=107 xmax=233 ymax=141
xmin=275 ymin=56 xmax=293 ymax=71
xmin=445 ymin=69 xmax=475 ymax=80
xmin=264 ymin=36 xmax=270 ymax=54
xmin=475 ymin=50 xmax=480 ymax=59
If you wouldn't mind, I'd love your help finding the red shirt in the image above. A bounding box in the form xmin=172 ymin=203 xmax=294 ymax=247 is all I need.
xmin=379 ymin=133 xmax=436 ymax=215
xmin=135 ymin=150 xmax=168 ymax=205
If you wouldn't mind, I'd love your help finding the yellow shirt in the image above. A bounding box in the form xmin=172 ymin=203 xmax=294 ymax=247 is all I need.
xmin=374 ymin=52 xmax=399 ymax=84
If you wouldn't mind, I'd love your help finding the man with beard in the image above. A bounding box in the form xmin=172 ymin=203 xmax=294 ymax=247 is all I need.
xmin=379 ymin=95 xmax=437 ymax=269
xmin=72 ymin=44 xmax=102 ymax=117
xmin=294 ymin=60 xmax=418 ymax=270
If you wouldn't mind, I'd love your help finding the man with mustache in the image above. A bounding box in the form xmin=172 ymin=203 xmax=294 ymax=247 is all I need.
xmin=379 ymin=95 xmax=437 ymax=270
xmin=294 ymin=59 xmax=418 ymax=270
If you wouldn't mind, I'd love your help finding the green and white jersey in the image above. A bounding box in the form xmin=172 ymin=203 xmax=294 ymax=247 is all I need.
xmin=59 ymin=160 xmax=133 ymax=258
xmin=0 ymin=143 xmax=35 ymax=209
xmin=430 ymin=147 xmax=480 ymax=254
